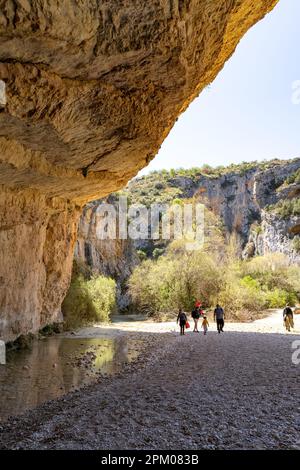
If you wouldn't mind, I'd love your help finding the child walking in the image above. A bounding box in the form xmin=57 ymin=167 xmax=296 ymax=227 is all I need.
xmin=202 ymin=316 xmax=209 ymax=335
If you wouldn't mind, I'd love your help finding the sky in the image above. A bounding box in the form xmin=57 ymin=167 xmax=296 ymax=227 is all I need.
xmin=138 ymin=0 xmax=300 ymax=175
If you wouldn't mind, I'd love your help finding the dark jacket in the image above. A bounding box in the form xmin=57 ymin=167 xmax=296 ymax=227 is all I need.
xmin=177 ymin=312 xmax=187 ymax=324
xmin=283 ymin=307 xmax=293 ymax=318
xmin=191 ymin=308 xmax=200 ymax=319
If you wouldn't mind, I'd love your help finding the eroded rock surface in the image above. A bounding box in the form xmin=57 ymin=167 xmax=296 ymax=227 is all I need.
xmin=0 ymin=0 xmax=278 ymax=201
xmin=75 ymin=198 xmax=138 ymax=309
xmin=0 ymin=0 xmax=278 ymax=340
xmin=0 ymin=187 xmax=80 ymax=341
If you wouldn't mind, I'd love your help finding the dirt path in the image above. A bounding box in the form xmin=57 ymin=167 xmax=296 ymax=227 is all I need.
xmin=0 ymin=311 xmax=299 ymax=450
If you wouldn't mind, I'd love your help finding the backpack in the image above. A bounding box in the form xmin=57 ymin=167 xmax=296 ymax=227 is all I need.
xmin=191 ymin=309 xmax=199 ymax=319
xmin=284 ymin=307 xmax=292 ymax=317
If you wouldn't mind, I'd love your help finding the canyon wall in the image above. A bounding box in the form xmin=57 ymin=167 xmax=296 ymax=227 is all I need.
xmin=124 ymin=158 xmax=300 ymax=255
xmin=0 ymin=187 xmax=80 ymax=341
xmin=75 ymin=199 xmax=138 ymax=309
xmin=75 ymin=159 xmax=300 ymax=310
xmin=0 ymin=0 xmax=278 ymax=340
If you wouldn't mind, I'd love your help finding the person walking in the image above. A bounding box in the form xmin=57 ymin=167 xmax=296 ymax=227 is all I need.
xmin=202 ymin=316 xmax=209 ymax=335
xmin=283 ymin=304 xmax=294 ymax=332
xmin=191 ymin=307 xmax=200 ymax=332
xmin=177 ymin=308 xmax=188 ymax=336
xmin=214 ymin=304 xmax=225 ymax=334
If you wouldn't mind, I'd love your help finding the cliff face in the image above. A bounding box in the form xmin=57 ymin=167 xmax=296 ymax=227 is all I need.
xmin=0 ymin=187 xmax=80 ymax=341
xmin=124 ymin=158 xmax=300 ymax=251
xmin=75 ymin=200 xmax=138 ymax=309
xmin=194 ymin=159 xmax=300 ymax=253
xmin=246 ymin=212 xmax=300 ymax=263
xmin=0 ymin=0 xmax=278 ymax=340
xmin=244 ymin=165 xmax=300 ymax=262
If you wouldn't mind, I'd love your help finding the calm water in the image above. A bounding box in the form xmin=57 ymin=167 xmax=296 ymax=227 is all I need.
xmin=0 ymin=335 xmax=140 ymax=422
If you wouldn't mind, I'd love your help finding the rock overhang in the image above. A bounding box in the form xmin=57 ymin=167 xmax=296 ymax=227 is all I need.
xmin=0 ymin=0 xmax=279 ymax=205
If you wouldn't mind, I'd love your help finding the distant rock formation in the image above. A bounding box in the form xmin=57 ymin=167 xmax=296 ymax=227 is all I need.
xmin=75 ymin=159 xmax=300 ymax=310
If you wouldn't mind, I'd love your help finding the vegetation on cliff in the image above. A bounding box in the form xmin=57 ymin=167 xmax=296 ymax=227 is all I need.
xmin=266 ymin=169 xmax=300 ymax=219
xmin=266 ymin=198 xmax=300 ymax=219
xmin=115 ymin=158 xmax=295 ymax=208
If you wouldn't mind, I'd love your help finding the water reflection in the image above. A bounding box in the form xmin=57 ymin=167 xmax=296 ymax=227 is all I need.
xmin=0 ymin=336 xmax=139 ymax=422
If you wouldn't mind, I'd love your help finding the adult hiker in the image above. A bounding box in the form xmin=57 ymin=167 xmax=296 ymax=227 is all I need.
xmin=191 ymin=306 xmax=200 ymax=332
xmin=283 ymin=304 xmax=294 ymax=332
xmin=214 ymin=304 xmax=225 ymax=334
xmin=177 ymin=308 xmax=188 ymax=336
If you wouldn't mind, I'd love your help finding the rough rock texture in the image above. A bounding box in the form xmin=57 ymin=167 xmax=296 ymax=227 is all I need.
xmin=0 ymin=187 xmax=81 ymax=341
xmin=0 ymin=0 xmax=278 ymax=340
xmin=75 ymin=198 xmax=138 ymax=309
xmin=248 ymin=212 xmax=300 ymax=263
xmin=122 ymin=158 xmax=300 ymax=252
xmin=0 ymin=0 xmax=278 ymax=200
xmin=167 ymin=159 xmax=300 ymax=249
xmin=243 ymin=161 xmax=300 ymax=262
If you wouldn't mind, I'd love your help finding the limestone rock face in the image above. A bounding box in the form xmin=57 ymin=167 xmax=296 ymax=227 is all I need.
xmin=75 ymin=199 xmax=139 ymax=310
xmin=250 ymin=212 xmax=300 ymax=263
xmin=165 ymin=159 xmax=300 ymax=247
xmin=0 ymin=187 xmax=81 ymax=341
xmin=0 ymin=0 xmax=278 ymax=340
xmin=112 ymin=158 xmax=300 ymax=259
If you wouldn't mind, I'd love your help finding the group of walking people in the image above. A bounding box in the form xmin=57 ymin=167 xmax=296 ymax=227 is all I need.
xmin=177 ymin=303 xmax=225 ymax=336
xmin=177 ymin=302 xmax=297 ymax=336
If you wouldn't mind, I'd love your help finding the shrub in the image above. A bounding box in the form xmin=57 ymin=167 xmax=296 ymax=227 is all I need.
xmin=250 ymin=222 xmax=263 ymax=235
xmin=217 ymin=280 xmax=266 ymax=316
xmin=264 ymin=289 xmax=297 ymax=308
xmin=128 ymin=246 xmax=300 ymax=319
xmin=137 ymin=249 xmax=147 ymax=261
xmin=129 ymin=247 xmax=223 ymax=315
xmin=240 ymin=275 xmax=260 ymax=290
xmin=293 ymin=236 xmax=300 ymax=253
xmin=284 ymin=169 xmax=300 ymax=186
xmin=152 ymin=247 xmax=165 ymax=259
xmin=268 ymin=198 xmax=300 ymax=219
xmin=62 ymin=274 xmax=116 ymax=329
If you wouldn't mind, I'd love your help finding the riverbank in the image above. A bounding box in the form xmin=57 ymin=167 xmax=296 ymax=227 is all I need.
xmin=0 ymin=311 xmax=299 ymax=449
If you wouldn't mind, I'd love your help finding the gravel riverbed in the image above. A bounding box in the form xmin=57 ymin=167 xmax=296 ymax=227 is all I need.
xmin=0 ymin=312 xmax=299 ymax=450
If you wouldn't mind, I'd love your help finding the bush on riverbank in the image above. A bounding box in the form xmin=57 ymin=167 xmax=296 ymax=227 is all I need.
xmin=62 ymin=264 xmax=116 ymax=329
xmin=128 ymin=241 xmax=300 ymax=320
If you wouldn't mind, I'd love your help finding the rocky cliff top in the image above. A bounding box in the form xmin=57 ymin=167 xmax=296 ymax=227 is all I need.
xmin=112 ymin=157 xmax=300 ymax=253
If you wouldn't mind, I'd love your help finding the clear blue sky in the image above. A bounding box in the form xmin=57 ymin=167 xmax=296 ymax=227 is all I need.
xmin=139 ymin=0 xmax=300 ymax=175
